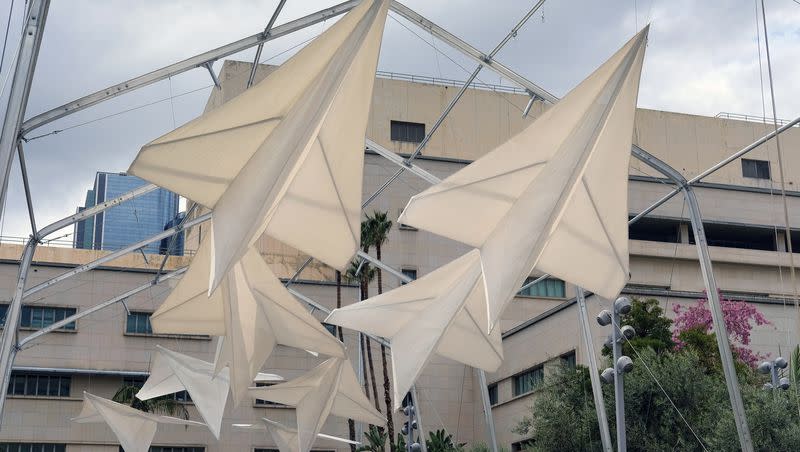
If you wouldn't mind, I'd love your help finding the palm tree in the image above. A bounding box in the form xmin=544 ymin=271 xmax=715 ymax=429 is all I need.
xmin=367 ymin=210 xmax=395 ymax=447
xmin=337 ymin=269 xmax=357 ymax=452
xmin=111 ymin=384 xmax=189 ymax=419
xmin=345 ymin=258 xmax=379 ymax=411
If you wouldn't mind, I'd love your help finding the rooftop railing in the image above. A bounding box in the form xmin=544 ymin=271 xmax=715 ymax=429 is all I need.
xmin=375 ymin=70 xmax=529 ymax=95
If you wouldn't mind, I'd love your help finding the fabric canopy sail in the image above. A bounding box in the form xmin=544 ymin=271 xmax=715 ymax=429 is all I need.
xmin=234 ymin=418 xmax=359 ymax=452
xmin=128 ymin=0 xmax=390 ymax=293
xmin=249 ymin=357 xmax=385 ymax=452
xmin=72 ymin=392 xmax=205 ymax=452
xmin=136 ymin=345 xmax=230 ymax=439
xmin=399 ymin=27 xmax=649 ymax=332
xmin=325 ymin=250 xmax=503 ymax=409
xmin=149 ymin=230 xmax=345 ymax=405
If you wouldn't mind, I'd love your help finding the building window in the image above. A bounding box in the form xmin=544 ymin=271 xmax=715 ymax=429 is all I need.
xmin=254 ymin=382 xmax=285 ymax=407
xmin=7 ymin=372 xmax=70 ymax=397
xmin=390 ymin=121 xmax=425 ymax=143
xmin=256 ymin=450 xmax=333 ymax=452
xmin=689 ymin=222 xmax=777 ymax=251
xmin=120 ymin=447 xmax=204 ymax=452
xmin=518 ymin=278 xmax=565 ymax=298
xmin=126 ymin=312 xmax=153 ymax=335
xmin=487 ymin=384 xmax=498 ymax=405
xmin=513 ymin=366 xmax=544 ymax=396
xmin=741 ymin=158 xmax=770 ymax=179
xmin=401 ymin=268 xmax=417 ymax=285
xmin=0 ymin=305 xmax=77 ymax=331
xmin=560 ymin=351 xmax=576 ymax=369
xmin=628 ymin=217 xmax=680 ymax=243
xmin=0 ymin=444 xmax=66 ymax=452
xmin=123 ymin=376 xmax=191 ymax=402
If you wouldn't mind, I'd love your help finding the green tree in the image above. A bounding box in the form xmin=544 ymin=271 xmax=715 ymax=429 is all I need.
xmin=337 ymin=268 xmax=357 ymax=451
xmin=358 ymin=426 xmax=389 ymax=452
xmin=367 ymin=210 xmax=396 ymax=447
xmin=425 ymin=429 xmax=464 ymax=452
xmin=603 ymin=298 xmax=673 ymax=358
xmin=111 ymin=385 xmax=189 ymax=419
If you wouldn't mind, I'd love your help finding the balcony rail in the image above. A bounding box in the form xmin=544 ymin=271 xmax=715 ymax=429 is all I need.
xmin=715 ymin=111 xmax=797 ymax=127
xmin=375 ymin=70 xmax=528 ymax=95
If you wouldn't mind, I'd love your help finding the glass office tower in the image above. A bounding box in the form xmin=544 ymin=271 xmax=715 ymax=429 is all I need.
xmin=73 ymin=173 xmax=180 ymax=254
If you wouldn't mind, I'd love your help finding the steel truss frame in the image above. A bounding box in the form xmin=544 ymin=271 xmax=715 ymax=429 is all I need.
xmin=0 ymin=1 xmax=795 ymax=451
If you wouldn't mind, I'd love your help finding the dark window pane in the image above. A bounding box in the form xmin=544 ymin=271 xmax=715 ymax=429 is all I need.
xmin=487 ymin=384 xmax=498 ymax=405
xmin=742 ymin=158 xmax=770 ymax=179
xmin=518 ymin=278 xmax=565 ymax=298
xmin=513 ymin=366 xmax=543 ymax=396
xmin=390 ymin=121 xmax=425 ymax=143
xmin=401 ymin=268 xmax=417 ymax=285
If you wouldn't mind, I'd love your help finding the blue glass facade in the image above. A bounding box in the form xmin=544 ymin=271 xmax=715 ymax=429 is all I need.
xmin=73 ymin=173 xmax=180 ymax=254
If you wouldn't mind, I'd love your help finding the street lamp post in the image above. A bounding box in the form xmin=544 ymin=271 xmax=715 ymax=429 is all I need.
xmin=597 ymin=297 xmax=636 ymax=452
xmin=758 ymin=357 xmax=790 ymax=391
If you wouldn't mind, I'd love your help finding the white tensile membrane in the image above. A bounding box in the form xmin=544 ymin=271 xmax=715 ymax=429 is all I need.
xmin=399 ymin=27 xmax=649 ymax=332
xmin=234 ymin=418 xmax=359 ymax=452
xmin=249 ymin=357 xmax=385 ymax=452
xmin=325 ymin=249 xmax=503 ymax=409
xmin=149 ymin=229 xmax=345 ymax=405
xmin=128 ymin=0 xmax=390 ymax=293
xmin=72 ymin=392 xmax=205 ymax=452
xmin=136 ymin=345 xmax=230 ymax=439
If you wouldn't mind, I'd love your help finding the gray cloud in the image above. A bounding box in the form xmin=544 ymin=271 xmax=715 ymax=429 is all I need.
xmin=0 ymin=0 xmax=797 ymax=240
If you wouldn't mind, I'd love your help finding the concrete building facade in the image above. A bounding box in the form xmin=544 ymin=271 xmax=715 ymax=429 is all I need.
xmin=1 ymin=59 xmax=799 ymax=452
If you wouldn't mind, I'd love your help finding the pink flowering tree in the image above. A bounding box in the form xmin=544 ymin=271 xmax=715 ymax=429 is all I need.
xmin=672 ymin=291 xmax=770 ymax=367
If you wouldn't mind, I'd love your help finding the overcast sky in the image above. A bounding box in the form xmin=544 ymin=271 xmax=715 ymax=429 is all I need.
xmin=0 ymin=0 xmax=798 ymax=241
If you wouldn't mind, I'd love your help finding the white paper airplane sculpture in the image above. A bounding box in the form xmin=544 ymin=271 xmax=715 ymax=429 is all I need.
xmin=149 ymin=231 xmax=345 ymax=405
xmin=72 ymin=392 xmax=205 ymax=452
xmin=136 ymin=345 xmax=229 ymax=439
xmin=234 ymin=418 xmax=359 ymax=452
xmin=249 ymin=357 xmax=385 ymax=452
xmin=399 ymin=27 xmax=649 ymax=332
xmin=129 ymin=0 xmax=390 ymax=292
xmin=325 ymin=249 xmax=503 ymax=409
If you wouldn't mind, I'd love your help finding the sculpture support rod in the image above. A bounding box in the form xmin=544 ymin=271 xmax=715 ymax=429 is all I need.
xmin=23 ymin=213 xmax=211 ymax=299
xmin=389 ymin=0 xmax=556 ymax=103
xmin=576 ymin=288 xmax=613 ymax=452
xmin=611 ymin=301 xmax=626 ymax=451
xmin=0 ymin=0 xmax=50 ymax=215
xmin=247 ymin=0 xmax=287 ymax=89
xmin=21 ymin=0 xmax=360 ymax=134
xmin=631 ymin=115 xmax=800 ymax=223
xmin=630 ymin=145 xmax=754 ymax=452
xmin=18 ymin=267 xmax=187 ymax=348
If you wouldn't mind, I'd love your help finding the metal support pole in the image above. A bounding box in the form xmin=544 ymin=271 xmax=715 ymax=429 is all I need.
xmin=21 ymin=0 xmax=360 ymax=135
xmin=16 ymin=141 xmax=36 ymax=236
xmin=23 ymin=212 xmax=210 ymax=299
xmin=0 ymin=0 xmax=50 ymax=212
xmin=365 ymin=0 xmax=547 ymax=207
xmin=247 ymin=0 xmax=287 ymax=89
xmin=18 ymin=267 xmax=186 ymax=348
xmin=477 ymin=369 xmax=499 ymax=452
xmin=611 ymin=304 xmax=626 ymax=452
xmin=203 ymin=62 xmax=221 ymax=89
xmin=631 ymin=115 xmax=800 ymax=222
xmin=0 ymin=239 xmax=36 ymax=420
xmin=576 ymin=288 xmax=613 ymax=452
xmin=389 ymin=1 xmax=556 ymax=103
xmin=631 ymin=145 xmax=754 ymax=452
xmin=409 ymin=386 xmax=427 ymax=452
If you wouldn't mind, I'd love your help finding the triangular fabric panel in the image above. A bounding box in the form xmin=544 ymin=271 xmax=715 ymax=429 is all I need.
xmin=149 ymin=230 xmax=345 ymax=406
xmin=136 ymin=346 xmax=230 ymax=439
xmin=233 ymin=419 xmax=359 ymax=452
xmin=73 ymin=392 xmax=204 ymax=452
xmin=399 ymin=28 xmax=648 ymax=331
xmin=150 ymin=234 xmax=224 ymax=335
xmin=249 ymin=358 xmax=384 ymax=452
xmin=128 ymin=0 xmax=389 ymax=291
xmin=325 ymin=250 xmax=503 ymax=409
